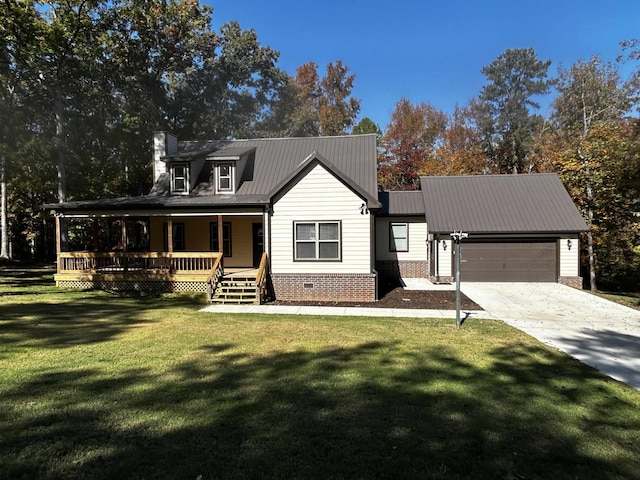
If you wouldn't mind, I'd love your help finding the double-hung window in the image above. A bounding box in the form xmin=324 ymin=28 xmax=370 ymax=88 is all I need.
xmin=216 ymin=163 xmax=233 ymax=193
xmin=171 ymin=163 xmax=189 ymax=194
xmin=389 ymin=222 xmax=408 ymax=252
xmin=294 ymin=221 xmax=341 ymax=261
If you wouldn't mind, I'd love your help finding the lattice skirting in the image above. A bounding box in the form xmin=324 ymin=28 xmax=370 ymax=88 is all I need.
xmin=57 ymin=280 xmax=207 ymax=293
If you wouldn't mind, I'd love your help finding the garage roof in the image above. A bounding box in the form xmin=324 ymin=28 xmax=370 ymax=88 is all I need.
xmin=378 ymin=191 xmax=425 ymax=215
xmin=419 ymin=173 xmax=589 ymax=234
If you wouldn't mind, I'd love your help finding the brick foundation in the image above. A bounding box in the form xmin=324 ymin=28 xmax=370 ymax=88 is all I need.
xmin=558 ymin=276 xmax=583 ymax=289
xmin=271 ymin=273 xmax=377 ymax=302
xmin=375 ymin=260 xmax=428 ymax=279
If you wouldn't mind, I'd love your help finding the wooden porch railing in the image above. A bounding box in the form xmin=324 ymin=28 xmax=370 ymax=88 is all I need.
xmin=205 ymin=254 xmax=224 ymax=301
xmin=255 ymin=252 xmax=269 ymax=304
xmin=58 ymin=252 xmax=222 ymax=275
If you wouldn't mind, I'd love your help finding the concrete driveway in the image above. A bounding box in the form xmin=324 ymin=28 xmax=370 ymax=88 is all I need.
xmin=461 ymin=282 xmax=640 ymax=390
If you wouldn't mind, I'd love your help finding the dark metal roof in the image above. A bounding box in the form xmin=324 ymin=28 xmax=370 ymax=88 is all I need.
xmin=419 ymin=173 xmax=589 ymax=234
xmin=378 ymin=191 xmax=425 ymax=215
xmin=180 ymin=134 xmax=379 ymax=199
xmin=44 ymin=194 xmax=268 ymax=212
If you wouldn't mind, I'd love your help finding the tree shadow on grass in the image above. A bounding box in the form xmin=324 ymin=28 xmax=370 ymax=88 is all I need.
xmin=0 ymin=299 xmax=155 ymax=349
xmin=2 ymin=340 xmax=639 ymax=480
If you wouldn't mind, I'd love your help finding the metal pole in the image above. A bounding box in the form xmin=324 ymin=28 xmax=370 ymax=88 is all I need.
xmin=455 ymin=237 xmax=461 ymax=328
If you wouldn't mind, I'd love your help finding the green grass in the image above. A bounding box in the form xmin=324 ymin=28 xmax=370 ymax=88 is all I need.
xmin=596 ymin=291 xmax=640 ymax=311
xmin=1 ymin=269 xmax=640 ymax=480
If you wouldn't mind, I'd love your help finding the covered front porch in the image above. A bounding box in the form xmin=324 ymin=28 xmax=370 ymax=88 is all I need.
xmin=52 ymin=210 xmax=270 ymax=303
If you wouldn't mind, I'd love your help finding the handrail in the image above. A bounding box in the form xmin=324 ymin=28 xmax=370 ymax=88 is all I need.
xmin=58 ymin=251 xmax=220 ymax=275
xmin=255 ymin=252 xmax=269 ymax=304
xmin=206 ymin=254 xmax=224 ymax=301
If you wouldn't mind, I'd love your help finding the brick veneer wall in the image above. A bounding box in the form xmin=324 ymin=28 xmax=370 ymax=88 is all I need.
xmin=375 ymin=260 xmax=428 ymax=279
xmin=558 ymin=276 xmax=583 ymax=289
xmin=271 ymin=273 xmax=377 ymax=302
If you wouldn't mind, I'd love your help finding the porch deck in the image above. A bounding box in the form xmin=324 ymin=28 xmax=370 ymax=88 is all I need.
xmin=54 ymin=251 xmax=268 ymax=304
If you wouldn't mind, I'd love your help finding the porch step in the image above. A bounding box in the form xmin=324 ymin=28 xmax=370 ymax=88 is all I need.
xmin=210 ymin=275 xmax=258 ymax=304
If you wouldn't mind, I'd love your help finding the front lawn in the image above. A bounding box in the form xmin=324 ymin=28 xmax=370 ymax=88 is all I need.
xmin=1 ymin=269 xmax=640 ymax=480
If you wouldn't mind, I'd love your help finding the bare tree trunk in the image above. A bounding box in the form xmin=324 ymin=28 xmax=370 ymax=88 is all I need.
xmin=0 ymin=156 xmax=9 ymax=259
xmin=53 ymin=90 xmax=67 ymax=203
xmin=53 ymin=89 xmax=68 ymax=251
xmin=579 ymin=145 xmax=598 ymax=291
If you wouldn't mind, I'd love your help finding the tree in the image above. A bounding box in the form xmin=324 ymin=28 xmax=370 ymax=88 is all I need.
xmin=0 ymin=1 xmax=288 ymax=259
xmin=260 ymin=60 xmax=360 ymax=137
xmin=479 ymin=48 xmax=552 ymax=173
xmin=352 ymin=117 xmax=382 ymax=147
xmin=378 ymin=99 xmax=447 ymax=190
xmin=435 ymin=104 xmax=487 ymax=176
xmin=551 ymin=56 xmax=633 ymax=290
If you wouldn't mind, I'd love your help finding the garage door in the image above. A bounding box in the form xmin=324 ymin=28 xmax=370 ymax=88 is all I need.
xmin=460 ymin=240 xmax=557 ymax=282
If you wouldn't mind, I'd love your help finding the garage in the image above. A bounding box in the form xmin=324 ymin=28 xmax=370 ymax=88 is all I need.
xmin=419 ymin=174 xmax=589 ymax=285
xmin=459 ymin=239 xmax=557 ymax=282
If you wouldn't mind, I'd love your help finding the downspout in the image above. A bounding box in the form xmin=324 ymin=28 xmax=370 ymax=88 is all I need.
xmin=435 ymin=234 xmax=440 ymax=283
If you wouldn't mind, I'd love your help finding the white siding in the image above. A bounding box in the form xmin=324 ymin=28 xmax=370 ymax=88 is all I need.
xmin=271 ymin=164 xmax=372 ymax=274
xmin=559 ymin=235 xmax=580 ymax=276
xmin=437 ymin=239 xmax=452 ymax=277
xmin=375 ymin=217 xmax=427 ymax=261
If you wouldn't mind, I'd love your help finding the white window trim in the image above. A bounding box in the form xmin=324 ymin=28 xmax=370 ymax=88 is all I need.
xmin=390 ymin=222 xmax=409 ymax=252
xmin=216 ymin=162 xmax=235 ymax=194
xmin=294 ymin=221 xmax=342 ymax=262
xmin=171 ymin=163 xmax=189 ymax=195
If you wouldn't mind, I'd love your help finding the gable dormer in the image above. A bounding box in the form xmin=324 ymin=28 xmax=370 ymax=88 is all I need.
xmin=205 ymin=146 xmax=256 ymax=194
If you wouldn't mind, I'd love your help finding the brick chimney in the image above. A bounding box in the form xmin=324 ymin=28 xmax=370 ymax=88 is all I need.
xmin=152 ymin=131 xmax=178 ymax=183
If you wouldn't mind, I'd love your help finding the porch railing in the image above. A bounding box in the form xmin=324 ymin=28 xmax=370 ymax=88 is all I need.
xmin=58 ymin=252 xmax=222 ymax=275
xmin=205 ymin=254 xmax=224 ymax=301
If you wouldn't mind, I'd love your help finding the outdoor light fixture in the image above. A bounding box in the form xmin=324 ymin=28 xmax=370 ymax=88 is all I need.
xmin=442 ymin=240 xmax=447 ymax=251
xmin=567 ymin=239 xmax=572 ymax=250
xmin=360 ymin=203 xmax=369 ymax=215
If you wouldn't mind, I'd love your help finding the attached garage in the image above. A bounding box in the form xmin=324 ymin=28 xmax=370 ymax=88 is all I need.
xmin=418 ymin=174 xmax=589 ymax=285
xmin=460 ymin=239 xmax=557 ymax=282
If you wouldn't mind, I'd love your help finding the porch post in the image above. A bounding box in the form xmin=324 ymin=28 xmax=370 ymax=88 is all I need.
xmin=121 ymin=217 xmax=128 ymax=253
xmin=55 ymin=215 xmax=62 ymax=273
xmin=217 ymin=214 xmax=223 ymax=255
xmin=167 ymin=216 xmax=173 ymax=254
xmin=121 ymin=217 xmax=128 ymax=272
xmin=92 ymin=218 xmax=100 ymax=252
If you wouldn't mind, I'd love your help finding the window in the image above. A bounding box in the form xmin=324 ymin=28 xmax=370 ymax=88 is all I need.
xmin=210 ymin=222 xmax=232 ymax=257
xmin=163 ymin=222 xmax=185 ymax=251
xmin=389 ymin=223 xmax=408 ymax=252
xmin=294 ymin=221 xmax=341 ymax=261
xmin=171 ymin=163 xmax=189 ymax=194
xmin=216 ymin=163 xmax=234 ymax=193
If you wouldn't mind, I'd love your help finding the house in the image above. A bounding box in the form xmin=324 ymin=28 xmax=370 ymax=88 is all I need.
xmin=45 ymin=132 xmax=588 ymax=303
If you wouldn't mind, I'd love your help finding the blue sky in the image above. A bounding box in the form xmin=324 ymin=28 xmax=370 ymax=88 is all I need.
xmin=208 ymin=0 xmax=640 ymax=130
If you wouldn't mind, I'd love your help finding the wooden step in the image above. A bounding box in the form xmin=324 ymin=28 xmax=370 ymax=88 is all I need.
xmin=210 ymin=273 xmax=260 ymax=304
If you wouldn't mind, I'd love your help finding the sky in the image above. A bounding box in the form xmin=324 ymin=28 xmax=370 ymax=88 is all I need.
xmin=207 ymin=0 xmax=640 ymax=130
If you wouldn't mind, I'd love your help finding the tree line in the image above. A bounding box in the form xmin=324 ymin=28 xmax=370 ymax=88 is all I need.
xmin=1 ymin=1 xmax=639 ymax=291
xmin=374 ymin=47 xmax=640 ymax=291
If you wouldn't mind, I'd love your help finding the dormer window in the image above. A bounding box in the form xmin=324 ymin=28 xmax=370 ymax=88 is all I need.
xmin=216 ymin=163 xmax=234 ymax=193
xmin=171 ymin=163 xmax=189 ymax=194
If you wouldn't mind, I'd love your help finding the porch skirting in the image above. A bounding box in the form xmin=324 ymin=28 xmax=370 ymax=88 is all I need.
xmin=55 ymin=275 xmax=208 ymax=293
xmin=375 ymin=260 xmax=428 ymax=280
xmin=271 ymin=273 xmax=377 ymax=303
